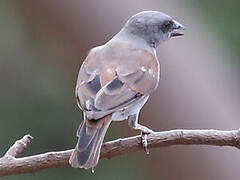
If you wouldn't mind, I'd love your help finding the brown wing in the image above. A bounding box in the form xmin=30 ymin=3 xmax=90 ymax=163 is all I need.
xmin=75 ymin=47 xmax=102 ymax=110
xmin=116 ymin=49 xmax=159 ymax=94
xmin=75 ymin=45 xmax=159 ymax=119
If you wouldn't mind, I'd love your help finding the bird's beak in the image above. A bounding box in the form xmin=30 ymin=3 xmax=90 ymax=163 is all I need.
xmin=171 ymin=20 xmax=185 ymax=37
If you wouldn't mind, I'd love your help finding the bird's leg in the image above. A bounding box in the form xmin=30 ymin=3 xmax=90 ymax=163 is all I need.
xmin=128 ymin=114 xmax=153 ymax=154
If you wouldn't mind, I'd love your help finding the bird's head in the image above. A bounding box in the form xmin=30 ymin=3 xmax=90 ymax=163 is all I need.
xmin=124 ymin=11 xmax=184 ymax=48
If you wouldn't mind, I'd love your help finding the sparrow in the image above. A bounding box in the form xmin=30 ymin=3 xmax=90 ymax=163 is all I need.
xmin=69 ymin=11 xmax=184 ymax=170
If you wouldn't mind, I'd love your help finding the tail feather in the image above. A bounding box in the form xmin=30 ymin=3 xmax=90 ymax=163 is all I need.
xmin=77 ymin=122 xmax=98 ymax=152
xmin=69 ymin=115 xmax=111 ymax=169
xmin=81 ymin=124 xmax=106 ymax=168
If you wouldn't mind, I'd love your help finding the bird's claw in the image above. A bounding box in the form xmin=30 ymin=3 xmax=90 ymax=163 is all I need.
xmin=91 ymin=167 xmax=95 ymax=174
xmin=141 ymin=130 xmax=152 ymax=154
xmin=141 ymin=132 xmax=149 ymax=154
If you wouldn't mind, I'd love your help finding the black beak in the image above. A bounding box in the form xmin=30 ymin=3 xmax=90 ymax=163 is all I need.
xmin=171 ymin=20 xmax=184 ymax=38
xmin=171 ymin=32 xmax=184 ymax=37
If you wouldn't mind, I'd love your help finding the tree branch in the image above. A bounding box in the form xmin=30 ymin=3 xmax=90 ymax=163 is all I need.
xmin=1 ymin=129 xmax=240 ymax=177
xmin=4 ymin=135 xmax=34 ymax=158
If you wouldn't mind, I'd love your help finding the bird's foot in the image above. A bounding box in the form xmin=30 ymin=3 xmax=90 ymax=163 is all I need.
xmin=140 ymin=128 xmax=153 ymax=154
xmin=128 ymin=116 xmax=153 ymax=154
xmin=91 ymin=167 xmax=95 ymax=174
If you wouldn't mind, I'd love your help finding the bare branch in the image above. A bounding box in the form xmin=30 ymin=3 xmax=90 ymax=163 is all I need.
xmin=4 ymin=135 xmax=34 ymax=158
xmin=1 ymin=129 xmax=240 ymax=177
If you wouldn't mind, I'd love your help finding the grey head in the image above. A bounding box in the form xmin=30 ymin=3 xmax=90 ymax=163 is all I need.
xmin=122 ymin=11 xmax=184 ymax=48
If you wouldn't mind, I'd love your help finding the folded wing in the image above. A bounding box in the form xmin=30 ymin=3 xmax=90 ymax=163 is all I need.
xmin=75 ymin=46 xmax=159 ymax=119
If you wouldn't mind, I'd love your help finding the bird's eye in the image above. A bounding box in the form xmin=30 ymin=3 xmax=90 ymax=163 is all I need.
xmin=163 ymin=21 xmax=171 ymax=29
xmin=162 ymin=21 xmax=172 ymax=32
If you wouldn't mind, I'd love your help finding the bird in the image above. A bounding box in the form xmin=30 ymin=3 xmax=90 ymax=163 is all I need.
xmin=69 ymin=11 xmax=184 ymax=170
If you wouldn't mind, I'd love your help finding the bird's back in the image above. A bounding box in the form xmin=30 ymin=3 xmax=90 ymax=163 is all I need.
xmin=75 ymin=38 xmax=160 ymax=120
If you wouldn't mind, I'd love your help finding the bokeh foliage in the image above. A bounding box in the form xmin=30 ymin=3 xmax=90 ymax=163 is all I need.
xmin=1 ymin=0 xmax=240 ymax=179
xmin=190 ymin=0 xmax=240 ymax=65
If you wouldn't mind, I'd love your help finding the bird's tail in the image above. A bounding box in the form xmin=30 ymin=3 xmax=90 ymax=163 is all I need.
xmin=69 ymin=115 xmax=112 ymax=169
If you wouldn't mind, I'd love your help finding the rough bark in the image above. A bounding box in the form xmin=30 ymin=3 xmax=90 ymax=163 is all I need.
xmin=1 ymin=129 xmax=240 ymax=177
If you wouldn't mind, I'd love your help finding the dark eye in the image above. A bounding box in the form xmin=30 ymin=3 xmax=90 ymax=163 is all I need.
xmin=162 ymin=21 xmax=173 ymax=32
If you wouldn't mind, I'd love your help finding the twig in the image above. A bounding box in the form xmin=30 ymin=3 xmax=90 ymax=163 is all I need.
xmin=4 ymin=135 xmax=34 ymax=158
xmin=1 ymin=129 xmax=240 ymax=177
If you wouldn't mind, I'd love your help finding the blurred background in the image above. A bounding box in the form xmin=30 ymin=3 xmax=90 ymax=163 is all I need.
xmin=1 ymin=0 xmax=240 ymax=179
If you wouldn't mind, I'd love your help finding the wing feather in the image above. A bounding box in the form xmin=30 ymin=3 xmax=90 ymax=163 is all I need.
xmin=75 ymin=46 xmax=159 ymax=119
